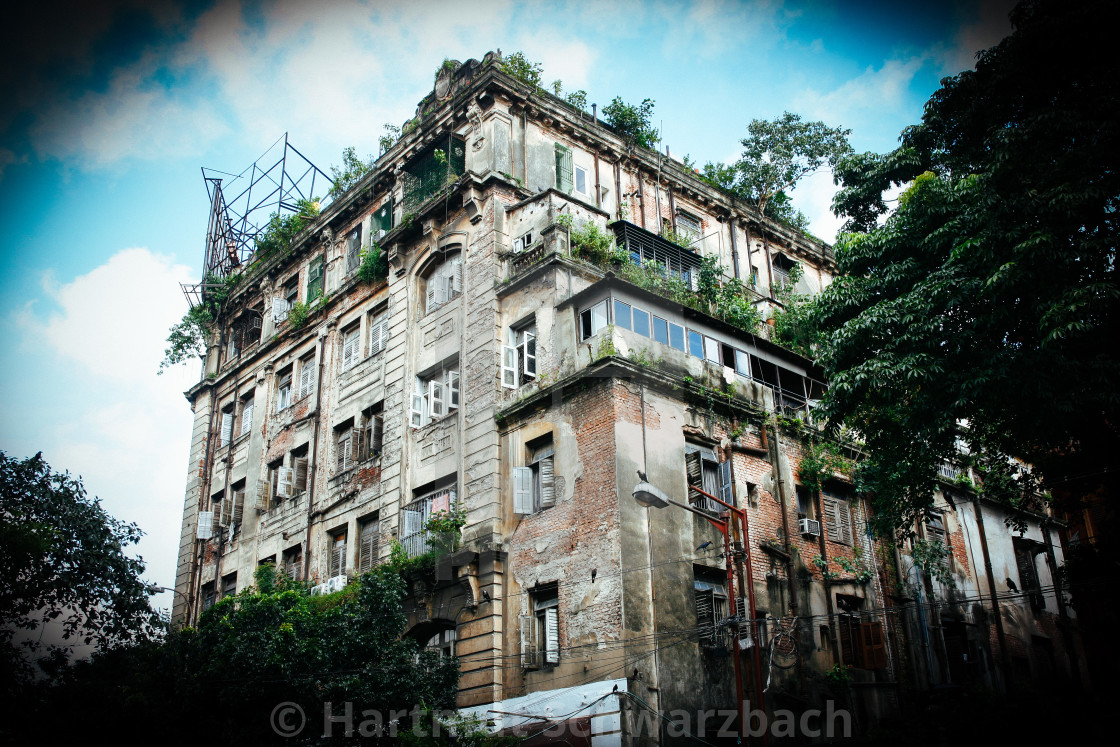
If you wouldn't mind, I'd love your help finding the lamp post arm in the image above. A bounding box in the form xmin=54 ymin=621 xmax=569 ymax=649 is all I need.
xmin=665 ymin=496 xmax=731 ymax=532
xmin=686 ymin=484 xmax=747 ymax=520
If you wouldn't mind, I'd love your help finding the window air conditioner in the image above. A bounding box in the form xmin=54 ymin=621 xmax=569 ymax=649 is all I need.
xmin=799 ymin=517 xmax=822 ymax=537
xmin=326 ymin=575 xmax=348 ymax=593
xmin=310 ymin=583 xmax=330 ymax=596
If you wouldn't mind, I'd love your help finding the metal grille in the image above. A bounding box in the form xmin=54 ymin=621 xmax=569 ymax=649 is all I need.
xmin=401 ymin=138 xmax=466 ymax=215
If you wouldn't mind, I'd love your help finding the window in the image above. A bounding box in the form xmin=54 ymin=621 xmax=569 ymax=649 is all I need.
xmin=361 ymin=404 xmax=385 ymax=461
xmin=273 ymin=277 xmax=298 ymax=323
xmin=425 ymin=627 xmax=456 ymax=659
xmin=276 ymin=368 xmax=293 ymax=412
xmin=513 ymin=229 xmax=534 ymax=254
xmin=514 ymin=438 xmax=556 ymax=514
xmin=290 ymin=446 xmax=309 ymax=495
xmin=424 ymin=252 xmax=463 ymax=314
xmin=402 ymin=483 xmax=456 ymax=557
xmin=344 ymin=224 xmax=362 ymax=274
xmin=282 ymin=545 xmax=303 ymax=581
xmin=574 ymin=165 xmax=588 ymax=196
xmin=340 ymin=324 xmax=361 ymax=372
xmin=796 ymin=486 xmax=815 ymax=520
xmin=239 ymin=394 xmax=254 ymax=439
xmin=284 ymin=275 xmax=299 ymax=307
xmin=219 ymin=403 xmax=235 ymax=446
xmin=633 ymin=307 xmax=650 ymax=337
xmin=211 ymin=489 xmax=225 ymax=526
xmin=357 ymin=515 xmax=380 ymax=574
xmin=298 ymin=353 xmax=316 ymax=400
xmin=368 ymin=309 xmax=390 ymax=356
xmin=555 ymin=143 xmax=573 ymax=193
xmin=522 ymin=585 xmax=559 ymax=668
xmin=335 ymin=420 xmax=362 ymax=473
xmin=502 ymin=323 xmax=537 ymax=389
xmin=652 ymin=315 xmax=669 ymax=345
xmin=1014 ymin=539 xmax=1045 ymax=610
xmin=694 ymin=569 xmax=727 ymax=647
xmin=823 ymin=491 xmax=854 ymax=545
xmin=837 ymin=613 xmax=888 ymax=669
xmin=201 ymin=581 xmax=216 ymax=611
xmin=266 ymin=458 xmax=283 ymax=508
xmin=371 ymin=201 xmax=392 ymax=240
xmin=676 ymin=212 xmax=701 ymax=242
xmin=579 ymin=300 xmax=608 ymax=340
xmin=225 ymin=480 xmax=246 ymax=530
xmin=327 ymin=528 xmax=347 ymax=579
xmin=411 ymin=364 xmax=459 ymax=427
xmin=221 ymin=572 xmax=237 ymax=599
xmin=685 ymin=444 xmax=730 ymax=513
xmin=771 ymin=253 xmax=798 ymax=289
xmin=307 ymin=254 xmax=325 ymax=302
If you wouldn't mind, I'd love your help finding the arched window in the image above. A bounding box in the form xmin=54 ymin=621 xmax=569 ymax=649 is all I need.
xmin=423 ymin=251 xmax=462 ymax=314
xmin=409 ymin=621 xmax=457 ymax=659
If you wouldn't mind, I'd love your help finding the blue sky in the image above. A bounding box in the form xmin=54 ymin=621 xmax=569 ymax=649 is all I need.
xmin=0 ymin=0 xmax=1016 ymax=613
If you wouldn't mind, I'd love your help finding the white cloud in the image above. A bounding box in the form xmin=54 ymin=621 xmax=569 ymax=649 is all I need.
xmin=789 ymin=167 xmax=843 ymax=244
xmin=793 ymin=56 xmax=926 ymax=132
xmin=7 ymin=248 xmax=201 ymax=609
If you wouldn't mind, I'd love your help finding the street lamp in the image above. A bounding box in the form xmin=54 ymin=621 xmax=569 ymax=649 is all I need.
xmin=632 ymin=478 xmax=768 ymax=743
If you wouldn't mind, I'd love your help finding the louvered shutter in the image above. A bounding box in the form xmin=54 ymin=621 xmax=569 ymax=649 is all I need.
xmin=337 ymin=434 xmax=349 ymax=472
xmin=342 ymin=330 xmax=359 ymax=371
xmin=718 ymin=459 xmax=733 ymax=508
xmin=824 ymin=498 xmax=846 ymax=544
xmin=307 ymin=255 xmax=324 ymax=301
xmin=513 ymin=467 xmax=533 ymax=514
xmin=232 ymin=489 xmax=245 ymax=526
xmin=293 ymin=458 xmax=309 ymax=493
xmin=240 ymin=400 xmax=254 ymax=437
xmin=277 ymin=467 xmax=294 ymax=498
xmin=349 ymin=427 xmax=364 ymax=466
xmin=358 ymin=521 xmax=378 ymax=575
xmin=539 ymin=455 xmax=555 ymax=508
xmin=299 ymin=359 xmax=313 ymax=398
xmin=501 ymin=345 xmax=517 ymax=389
xmin=513 ymin=237 xmax=523 ymax=253
xmin=522 ymin=332 xmax=536 ymax=376
xmin=520 ymin=615 xmax=537 ymax=668
xmin=686 ymin=450 xmax=703 ymax=503
xmin=544 ymin=607 xmax=560 ymax=664
xmin=255 ymin=479 xmax=270 ymax=511
xmin=451 ymin=258 xmax=463 ymax=298
xmin=219 ymin=494 xmax=232 ymax=526
xmin=696 ymin=588 xmax=715 ymax=645
xmin=839 ymin=615 xmax=858 ymax=666
xmin=369 ymin=314 xmax=389 ymax=355
xmin=272 ymin=296 xmax=291 ymax=323
xmin=411 ymin=392 xmax=426 ymax=427
xmin=555 ymin=144 xmax=573 ymax=193
xmin=836 ymin=500 xmax=853 ymax=545
xmin=370 ymin=413 xmax=384 ymax=456
xmin=220 ymin=411 xmax=234 ymax=445
xmin=329 ymin=537 xmax=346 ymax=578
xmin=346 ymin=227 xmax=362 ymax=273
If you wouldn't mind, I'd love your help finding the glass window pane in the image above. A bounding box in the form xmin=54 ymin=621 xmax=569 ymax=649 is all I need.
xmin=704 ymin=336 xmax=720 ymax=363
xmin=669 ymin=323 xmax=685 ymax=351
xmin=614 ymin=300 xmax=632 ymax=330
xmin=633 ymin=308 xmax=650 ymax=337
xmin=735 ymin=349 xmax=752 ymax=377
xmin=592 ymin=300 xmax=608 ymax=334
xmin=652 ymin=316 xmax=669 ymax=345
xmin=688 ymin=330 xmax=704 ymax=358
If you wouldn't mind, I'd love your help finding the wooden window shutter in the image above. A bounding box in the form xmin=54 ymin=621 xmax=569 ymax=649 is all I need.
xmin=293 ymin=458 xmax=309 ymax=493
xmin=272 ymin=296 xmax=290 ymax=323
xmin=513 ymin=467 xmax=534 ymax=514
xmin=240 ymin=400 xmax=254 ymax=438
xmin=370 ymin=413 xmax=384 ymax=456
xmin=336 ymin=433 xmax=348 ymax=472
xmin=358 ymin=521 xmax=378 ymax=575
xmin=838 ymin=615 xmax=859 ymax=666
xmin=219 ymin=494 xmax=232 ymax=526
xmin=824 ymin=498 xmax=841 ymax=543
xmin=255 ymin=479 xmax=270 ymax=511
xmin=308 ymin=255 xmax=324 ymax=300
xmin=277 ymin=467 xmax=294 ymax=498
xmin=522 ymin=332 xmax=537 ymax=377
xmin=329 ymin=536 xmax=345 ymax=578
xmin=860 ymin=621 xmax=888 ymax=669
xmin=539 ymin=456 xmax=555 ymax=508
xmin=686 ymin=450 xmax=703 ymax=504
xmin=451 ymin=258 xmax=463 ymax=297
xmin=718 ymin=459 xmax=733 ymax=507
xmin=232 ymin=489 xmax=245 ymax=526
xmin=837 ymin=500 xmax=853 ymax=544
xmin=544 ymin=607 xmax=560 ymax=664
xmin=520 ymin=615 xmax=537 ymax=668
xmin=220 ymin=411 xmax=234 ymax=445
xmin=342 ymin=330 xmax=359 ymax=371
xmin=370 ymin=314 xmax=389 ymax=355
xmin=696 ymin=588 xmax=716 ymax=645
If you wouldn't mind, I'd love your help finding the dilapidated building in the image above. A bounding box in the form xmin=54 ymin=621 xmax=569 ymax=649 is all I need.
xmin=173 ymin=52 xmax=1089 ymax=743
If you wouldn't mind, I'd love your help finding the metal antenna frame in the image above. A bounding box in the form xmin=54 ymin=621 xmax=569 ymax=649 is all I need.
xmin=183 ymin=134 xmax=332 ymax=307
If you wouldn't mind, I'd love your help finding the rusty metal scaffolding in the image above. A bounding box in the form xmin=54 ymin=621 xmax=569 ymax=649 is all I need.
xmin=183 ymin=134 xmax=331 ymax=307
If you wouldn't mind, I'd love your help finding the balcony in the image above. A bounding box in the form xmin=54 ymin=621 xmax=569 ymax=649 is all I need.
xmin=400 ymin=138 xmax=466 ymax=216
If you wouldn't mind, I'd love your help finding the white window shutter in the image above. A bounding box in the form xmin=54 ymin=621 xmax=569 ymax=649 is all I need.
xmin=196 ymin=511 xmax=214 ymax=539
xmin=452 ymin=258 xmax=463 ymax=297
xmin=513 ymin=237 xmax=523 ymax=253
xmin=255 ymin=480 xmax=270 ymax=510
xmin=342 ymin=331 xmax=358 ymax=371
xmin=220 ymin=411 xmax=234 ymax=445
xmin=370 ymin=314 xmax=389 ymax=355
xmin=240 ymin=401 xmax=254 ymax=437
xmin=350 ymin=427 xmax=363 ymax=466
xmin=522 ymin=332 xmax=537 ymax=377
xmin=513 ymin=467 xmax=534 ymax=514
xmin=277 ymin=467 xmax=294 ymax=498
xmin=411 ymin=392 xmax=426 ymax=427
xmin=337 ymin=434 xmax=349 ymax=472
xmin=272 ymin=296 xmax=290 ymax=323
xmin=299 ymin=360 xmax=314 ymax=398
xmin=403 ymin=507 xmax=422 ymax=538
xmin=429 ymin=380 xmax=445 ymax=419
xmin=718 ymin=460 xmax=733 ymax=507
xmin=371 ymin=413 xmax=384 ymax=455
xmin=544 ymin=607 xmax=560 ymax=664
xmin=539 ymin=456 xmax=555 ymax=507
xmin=501 ymin=345 xmax=517 ymax=389
xmin=426 ymin=282 xmax=439 ymax=313
xmin=293 ymin=458 xmax=309 ymax=493
xmin=219 ymin=494 xmax=231 ymax=526
xmin=448 ymin=370 xmax=460 ymax=409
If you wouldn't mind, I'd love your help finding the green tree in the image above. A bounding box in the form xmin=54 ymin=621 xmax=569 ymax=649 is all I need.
xmin=498 ymin=51 xmax=543 ymax=89
xmin=602 ymin=97 xmax=659 ymax=149
xmin=329 ymin=146 xmax=376 ymax=198
xmin=0 ymin=452 xmax=161 ymax=693
xmin=814 ymin=0 xmax=1119 ymax=534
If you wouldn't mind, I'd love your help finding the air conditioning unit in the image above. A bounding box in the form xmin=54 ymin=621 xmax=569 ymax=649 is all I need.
xmin=310 ymin=582 xmax=330 ymax=596
xmin=325 ymin=575 xmax=348 ymax=593
xmin=374 ymin=228 xmax=387 ymax=241
xmin=799 ymin=517 xmax=822 ymax=537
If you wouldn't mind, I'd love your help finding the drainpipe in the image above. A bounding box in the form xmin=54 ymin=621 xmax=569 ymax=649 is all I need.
xmin=728 ymin=216 xmax=740 ymax=280
xmin=761 ymin=421 xmax=803 ymax=691
xmin=615 ymin=161 xmax=622 ymax=222
xmin=1043 ymin=520 xmax=1082 ymax=691
xmin=667 ymin=183 xmax=677 ymax=236
xmin=972 ymin=494 xmax=1011 ymax=690
xmin=302 ymin=330 xmax=328 ymax=581
xmin=638 ymin=383 xmax=663 ymax=740
xmin=812 ymin=487 xmax=841 ymax=661
xmin=655 ymin=154 xmax=664 ymax=229
xmin=636 ymin=168 xmax=646 ymax=230
xmin=594 ymin=152 xmax=601 ymax=210
xmin=743 ymin=222 xmax=755 ymax=287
